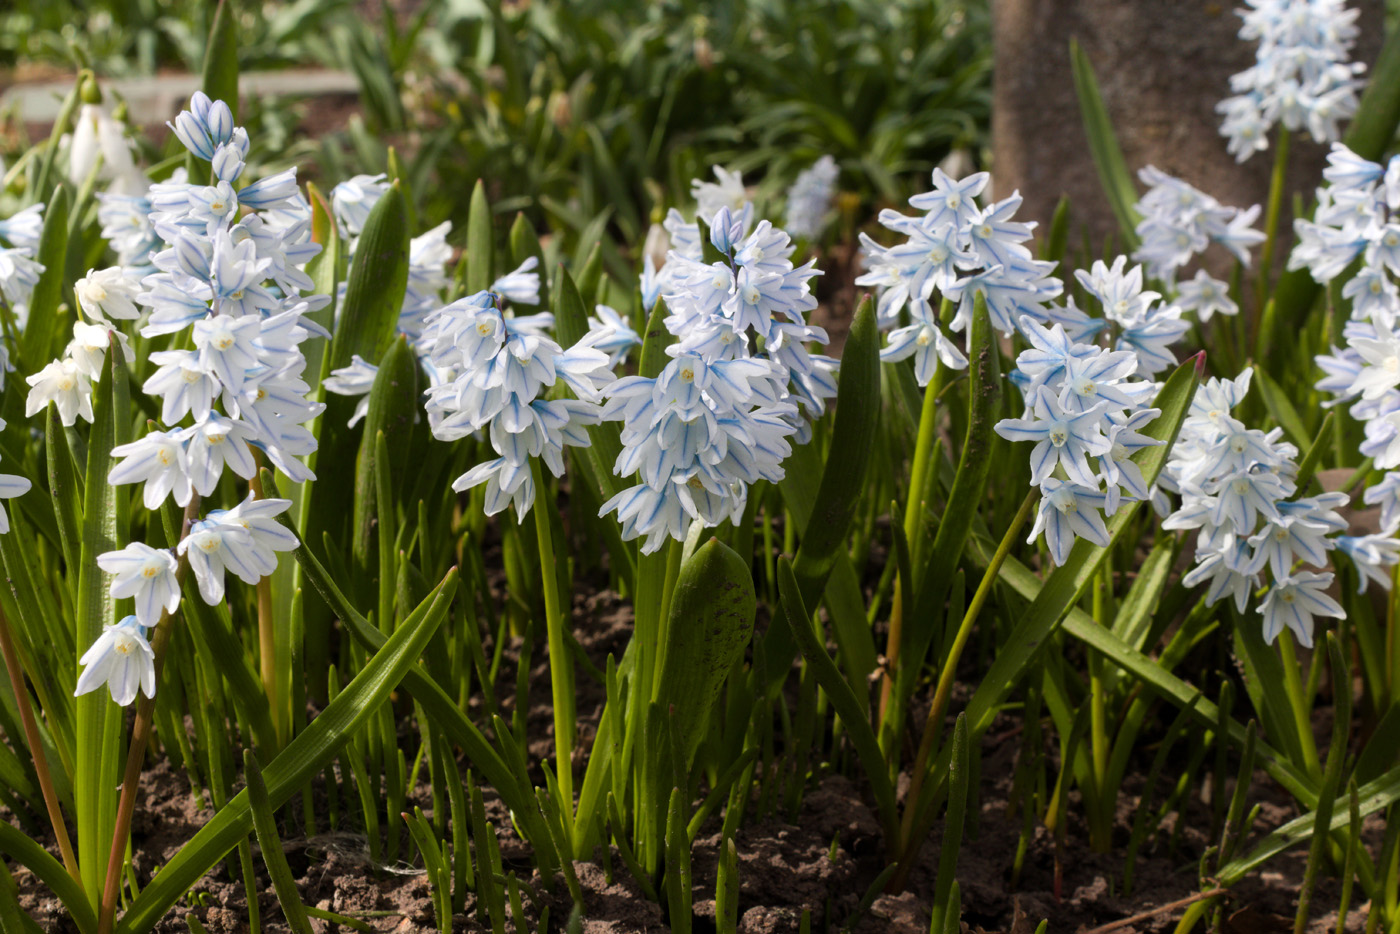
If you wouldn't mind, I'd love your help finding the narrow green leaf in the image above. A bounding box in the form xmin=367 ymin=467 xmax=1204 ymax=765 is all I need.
xmin=74 ymin=347 xmax=129 ymax=904
xmin=766 ymin=296 xmax=879 ymax=690
xmin=637 ymin=298 xmax=672 ymax=380
xmin=45 ymin=405 xmax=82 ymax=594
xmin=776 ymin=556 xmax=899 ymax=850
xmin=1070 ymin=38 xmax=1141 ymax=248
xmin=961 ymin=353 xmax=1200 ymax=740
xmin=351 ymin=335 xmax=419 ymax=578
xmin=0 ymin=821 xmax=94 ymax=934
xmin=23 ymin=184 xmax=70 ymax=371
xmin=244 ymin=750 xmax=314 ymax=934
xmin=118 ymin=570 xmax=457 ymax=933
xmin=928 ymin=714 xmax=969 ymax=934
xmin=201 ymin=1 xmax=239 ymax=121
xmin=509 ymin=213 xmax=548 ymax=311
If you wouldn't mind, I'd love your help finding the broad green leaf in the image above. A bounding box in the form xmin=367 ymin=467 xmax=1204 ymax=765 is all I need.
xmin=509 ymin=212 xmax=549 ymax=311
xmin=637 ymin=298 xmax=672 ymax=380
xmin=1070 ymin=38 xmax=1140 ymax=249
xmin=200 ymin=0 xmax=240 ymax=124
xmin=118 ymin=570 xmax=457 ymax=933
xmin=23 ymin=184 xmax=70 ymax=372
xmin=654 ymin=538 xmax=756 ymax=767
xmin=465 ymin=180 xmax=494 ymax=295
xmin=73 ymin=348 xmax=128 ymax=903
xmin=325 ymin=181 xmax=409 ymax=376
xmin=1253 ymin=366 xmax=1311 ymax=448
xmin=765 ymin=296 xmax=880 ymax=689
xmin=776 ymin=556 xmax=899 ymax=851
xmin=961 ymin=354 xmax=1200 ymax=740
xmin=351 ymin=335 xmax=419 ymax=582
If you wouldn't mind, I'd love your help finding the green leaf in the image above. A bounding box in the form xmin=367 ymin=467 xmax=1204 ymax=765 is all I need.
xmin=1070 ymin=38 xmax=1140 ymax=249
xmin=776 ymin=556 xmax=899 ymax=850
xmin=928 ymin=714 xmax=969 ymax=934
xmin=1253 ymin=366 xmax=1311 ymax=448
xmin=351 ymin=335 xmax=419 ymax=582
xmin=244 ymin=750 xmax=314 ymax=934
xmin=118 ymin=570 xmax=458 ymax=933
xmin=765 ymin=296 xmax=880 ymax=690
xmin=901 ymin=292 xmax=1001 ymax=702
xmin=0 ymin=821 xmax=94 ymax=934
xmin=1217 ymin=765 xmax=1400 ymax=886
xmin=45 ymin=405 xmax=82 ymax=597
xmin=74 ymin=347 xmax=129 ymax=903
xmin=465 ymin=180 xmax=494 ymax=295
xmin=509 ymin=212 xmax=548 ymax=311
xmin=326 ymin=181 xmax=409 ymax=376
xmin=961 ymin=353 xmax=1200 ymax=740
xmin=637 ymin=298 xmax=672 ymax=380
xmin=654 ymin=538 xmax=756 ymax=767
xmin=200 ymin=0 xmax=240 ymax=124
xmin=23 ymin=184 xmax=70 ymax=372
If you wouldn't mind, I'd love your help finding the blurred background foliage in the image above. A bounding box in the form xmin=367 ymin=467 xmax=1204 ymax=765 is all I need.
xmin=1 ymin=0 xmax=992 ymax=270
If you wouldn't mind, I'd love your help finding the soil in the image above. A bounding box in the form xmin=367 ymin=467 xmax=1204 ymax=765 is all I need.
xmin=5 ymin=575 xmax=1383 ymax=933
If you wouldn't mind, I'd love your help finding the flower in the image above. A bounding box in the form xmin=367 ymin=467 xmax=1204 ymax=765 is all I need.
xmin=108 ymin=429 xmax=194 ymax=509
xmin=1028 ymin=479 xmax=1111 ymax=565
xmin=74 ymin=616 xmax=156 ymax=706
xmin=24 ymin=359 xmax=93 ymax=427
xmin=1259 ymin=572 xmax=1345 ymax=647
xmin=76 ymin=267 xmax=142 ymax=322
xmin=97 ymin=543 xmax=181 ymax=627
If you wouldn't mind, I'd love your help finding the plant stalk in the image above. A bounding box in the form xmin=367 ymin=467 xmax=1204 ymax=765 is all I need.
xmin=96 ymin=497 xmax=199 ymax=934
xmin=897 ymin=488 xmax=1037 ymax=851
xmin=0 ymin=607 xmax=79 ymax=885
xmin=531 ymin=459 xmax=575 ymax=842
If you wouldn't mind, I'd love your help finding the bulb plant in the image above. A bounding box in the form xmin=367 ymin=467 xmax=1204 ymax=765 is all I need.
xmin=0 ymin=2 xmax=1397 ymax=933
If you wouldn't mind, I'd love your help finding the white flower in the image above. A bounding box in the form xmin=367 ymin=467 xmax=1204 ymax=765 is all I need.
xmin=76 ymin=266 xmax=142 ymax=322
xmin=186 ymin=414 xmax=259 ymax=496
xmin=108 ymin=429 xmax=194 ymax=509
xmin=74 ymin=616 xmax=156 ymax=706
xmin=97 ymin=543 xmax=180 ymax=627
xmin=24 ymin=359 xmax=93 ymax=427
xmin=1259 ymin=572 xmax=1345 ymax=648
xmin=0 ymin=468 xmax=31 ymax=534
xmin=692 ymin=166 xmax=749 ymax=224
xmin=66 ymin=322 xmax=134 ymax=379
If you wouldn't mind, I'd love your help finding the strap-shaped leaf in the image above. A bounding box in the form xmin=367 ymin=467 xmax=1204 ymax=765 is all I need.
xmin=764 ymin=296 xmax=879 ymax=690
xmin=325 ymin=181 xmax=409 ymax=375
xmin=961 ymin=353 xmax=1200 ymax=739
xmin=117 ymin=570 xmax=457 ymax=933
xmin=74 ymin=347 xmax=129 ymax=903
xmin=1070 ymin=38 xmax=1141 ymax=249
xmin=465 ymin=179 xmax=494 ymax=296
xmin=23 ymin=184 xmax=69 ymax=373
xmin=244 ymin=750 xmax=314 ymax=934
xmin=200 ymin=0 xmax=239 ymax=125
xmin=0 ymin=821 xmax=93 ymax=934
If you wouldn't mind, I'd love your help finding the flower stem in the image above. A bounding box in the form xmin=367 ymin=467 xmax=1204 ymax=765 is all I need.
xmin=897 ymin=488 xmax=1037 ymax=852
xmin=96 ymin=497 xmax=198 ymax=934
xmin=1277 ymin=629 xmax=1322 ymax=782
xmin=530 ymin=459 xmax=575 ymax=844
xmin=249 ymin=464 xmax=281 ymax=748
xmin=0 ymin=607 xmax=79 ymax=885
xmin=1254 ymin=126 xmax=1290 ymax=334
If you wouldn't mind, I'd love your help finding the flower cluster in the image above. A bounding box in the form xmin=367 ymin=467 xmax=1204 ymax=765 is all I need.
xmin=51 ymin=92 xmax=311 ymax=706
xmin=323 ymin=175 xmax=543 ymax=421
xmin=994 ymin=295 xmax=1164 ymax=565
xmin=596 ymin=188 xmax=832 ymax=552
xmin=1156 ymin=369 xmax=1349 ymax=646
xmin=784 ymin=155 xmax=840 ymax=241
xmin=1291 ymin=143 xmax=1400 ymax=598
xmin=857 ymin=169 xmax=1062 ymax=385
xmin=1218 ymin=0 xmax=1365 ymax=161
xmin=422 ymin=292 xmax=614 ymax=519
xmin=1131 ymin=166 xmax=1265 ymax=289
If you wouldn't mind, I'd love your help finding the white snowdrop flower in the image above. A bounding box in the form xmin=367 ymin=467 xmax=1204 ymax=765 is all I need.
xmin=108 ymin=429 xmax=194 ymax=509
xmin=97 ymin=543 xmax=181 ymax=627
xmin=74 ymin=616 xmax=156 ymax=707
xmin=24 ymin=359 xmax=93 ymax=427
